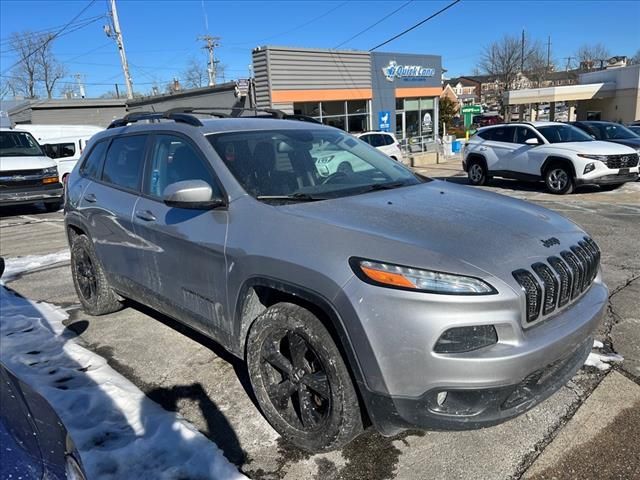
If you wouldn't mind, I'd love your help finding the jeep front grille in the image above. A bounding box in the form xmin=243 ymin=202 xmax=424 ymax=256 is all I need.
xmin=512 ymin=236 xmax=600 ymax=324
xmin=605 ymin=153 xmax=639 ymax=169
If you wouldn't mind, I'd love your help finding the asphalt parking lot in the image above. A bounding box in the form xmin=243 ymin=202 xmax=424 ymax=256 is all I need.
xmin=1 ymin=172 xmax=639 ymax=480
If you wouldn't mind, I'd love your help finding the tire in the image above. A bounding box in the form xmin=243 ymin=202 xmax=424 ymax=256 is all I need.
xmin=544 ymin=164 xmax=574 ymax=194
xmin=44 ymin=200 xmax=63 ymax=212
xmin=70 ymin=234 xmax=122 ymax=315
xmin=247 ymin=302 xmax=363 ymax=452
xmin=467 ymin=158 xmax=488 ymax=186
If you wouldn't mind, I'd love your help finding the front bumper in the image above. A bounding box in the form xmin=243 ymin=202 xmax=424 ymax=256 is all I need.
xmin=337 ymin=272 xmax=608 ymax=435
xmin=576 ymin=172 xmax=638 ymax=186
xmin=0 ymin=184 xmax=63 ymax=206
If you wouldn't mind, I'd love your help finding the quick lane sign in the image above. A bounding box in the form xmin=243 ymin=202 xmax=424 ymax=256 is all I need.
xmin=382 ymin=60 xmax=436 ymax=82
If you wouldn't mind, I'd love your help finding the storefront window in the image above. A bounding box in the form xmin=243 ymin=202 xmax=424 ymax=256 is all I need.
xmin=293 ymin=100 xmax=368 ymax=133
xmin=395 ymin=96 xmax=437 ymax=142
xmin=395 ymin=98 xmax=404 ymax=111
xmin=404 ymin=98 xmax=420 ymax=111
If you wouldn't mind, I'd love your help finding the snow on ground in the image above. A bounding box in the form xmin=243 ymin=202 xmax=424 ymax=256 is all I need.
xmin=1 ymin=249 xmax=70 ymax=281
xmin=585 ymin=340 xmax=624 ymax=371
xmin=0 ymin=286 xmax=245 ymax=479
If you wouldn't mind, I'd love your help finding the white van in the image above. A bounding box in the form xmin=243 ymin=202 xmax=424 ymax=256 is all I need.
xmin=15 ymin=124 xmax=103 ymax=181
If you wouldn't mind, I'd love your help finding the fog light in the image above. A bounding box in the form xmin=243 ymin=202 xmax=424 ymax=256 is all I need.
xmin=583 ymin=163 xmax=595 ymax=174
xmin=434 ymin=325 xmax=498 ymax=353
xmin=437 ymin=391 xmax=448 ymax=406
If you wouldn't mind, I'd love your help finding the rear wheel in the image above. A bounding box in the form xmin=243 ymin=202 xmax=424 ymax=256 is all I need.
xmin=467 ymin=159 xmax=488 ymax=186
xmin=70 ymin=234 xmax=122 ymax=315
xmin=544 ymin=164 xmax=574 ymax=194
xmin=246 ymin=303 xmax=362 ymax=452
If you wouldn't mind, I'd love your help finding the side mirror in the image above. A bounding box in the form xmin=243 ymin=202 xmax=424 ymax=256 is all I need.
xmin=162 ymin=180 xmax=225 ymax=210
xmin=525 ymin=137 xmax=539 ymax=145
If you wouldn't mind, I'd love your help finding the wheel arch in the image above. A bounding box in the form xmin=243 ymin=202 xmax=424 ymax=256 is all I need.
xmin=233 ymin=277 xmax=373 ymax=424
xmin=465 ymin=153 xmax=487 ymax=172
xmin=541 ymin=156 xmax=576 ymax=178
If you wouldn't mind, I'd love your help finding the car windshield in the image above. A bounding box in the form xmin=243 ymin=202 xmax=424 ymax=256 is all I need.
xmin=589 ymin=123 xmax=639 ymax=140
xmin=207 ymin=129 xmax=424 ymax=202
xmin=537 ymin=124 xmax=593 ymax=143
xmin=0 ymin=131 xmax=45 ymax=157
xmin=628 ymin=126 xmax=640 ymax=136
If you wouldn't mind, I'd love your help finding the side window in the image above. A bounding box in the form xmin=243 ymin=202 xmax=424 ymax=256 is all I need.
xmin=80 ymin=140 xmax=109 ymax=179
xmin=477 ymin=129 xmax=493 ymax=140
xmin=514 ymin=127 xmax=540 ymax=144
xmin=491 ymin=126 xmax=515 ymax=143
xmin=359 ymin=134 xmax=372 ymax=145
xmin=101 ymin=135 xmax=147 ymax=191
xmin=144 ymin=134 xmax=220 ymax=198
xmin=368 ymin=134 xmax=385 ymax=147
xmin=382 ymin=134 xmax=395 ymax=146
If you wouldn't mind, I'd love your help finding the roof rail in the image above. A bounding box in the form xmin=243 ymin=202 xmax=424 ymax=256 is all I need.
xmin=107 ymin=110 xmax=204 ymax=129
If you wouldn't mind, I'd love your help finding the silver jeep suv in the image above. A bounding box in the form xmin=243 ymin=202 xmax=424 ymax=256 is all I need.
xmin=64 ymin=109 xmax=608 ymax=452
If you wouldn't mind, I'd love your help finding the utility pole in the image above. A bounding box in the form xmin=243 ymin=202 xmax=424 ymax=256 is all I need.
xmin=105 ymin=0 xmax=134 ymax=99
xmin=198 ymin=35 xmax=220 ymax=87
xmin=563 ymin=56 xmax=575 ymax=72
xmin=74 ymin=73 xmax=86 ymax=98
xmin=546 ymin=36 xmax=551 ymax=72
xmin=520 ymin=29 xmax=525 ymax=73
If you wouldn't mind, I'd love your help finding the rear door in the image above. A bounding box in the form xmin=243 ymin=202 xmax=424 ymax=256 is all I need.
xmin=78 ymin=134 xmax=149 ymax=291
xmin=133 ymin=133 xmax=229 ymax=340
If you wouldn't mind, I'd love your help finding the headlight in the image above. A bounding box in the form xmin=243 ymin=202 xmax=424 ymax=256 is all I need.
xmin=577 ymin=153 xmax=607 ymax=162
xmin=42 ymin=166 xmax=58 ymax=176
xmin=350 ymin=258 xmax=497 ymax=295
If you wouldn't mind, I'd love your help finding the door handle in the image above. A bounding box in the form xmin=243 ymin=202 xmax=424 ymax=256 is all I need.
xmin=84 ymin=193 xmax=96 ymax=203
xmin=479 ymin=147 xmax=487 ymax=151
xmin=135 ymin=210 xmax=156 ymax=222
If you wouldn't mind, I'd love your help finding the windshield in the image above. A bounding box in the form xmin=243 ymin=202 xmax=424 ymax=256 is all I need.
xmin=537 ymin=124 xmax=593 ymax=143
xmin=207 ymin=129 xmax=424 ymax=202
xmin=588 ymin=123 xmax=639 ymax=140
xmin=0 ymin=131 xmax=45 ymax=157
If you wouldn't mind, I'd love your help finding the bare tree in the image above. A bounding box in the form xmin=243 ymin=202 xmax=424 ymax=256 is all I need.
xmin=525 ymin=42 xmax=550 ymax=88
xmin=35 ymin=35 xmax=66 ymax=98
xmin=575 ymin=43 xmax=610 ymax=70
xmin=7 ymin=32 xmax=43 ymax=98
xmin=629 ymin=49 xmax=640 ymax=65
xmin=182 ymin=58 xmax=208 ymax=89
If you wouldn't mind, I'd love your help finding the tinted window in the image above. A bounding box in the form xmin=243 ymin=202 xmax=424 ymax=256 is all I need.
xmin=490 ymin=126 xmax=515 ymax=143
xmin=368 ymin=134 xmax=386 ymax=148
xmin=101 ymin=135 xmax=146 ymax=190
xmin=145 ymin=134 xmax=219 ymax=198
xmin=538 ymin=125 xmax=592 ymax=143
xmin=359 ymin=134 xmax=372 ymax=145
xmin=80 ymin=140 xmax=109 ymax=179
xmin=514 ymin=127 xmax=541 ymax=144
xmin=590 ymin=123 xmax=638 ymax=140
xmin=44 ymin=142 xmax=75 ymax=159
xmin=384 ymin=135 xmax=396 ymax=146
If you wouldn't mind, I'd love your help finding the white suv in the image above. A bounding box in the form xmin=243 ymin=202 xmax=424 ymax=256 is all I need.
xmin=463 ymin=121 xmax=639 ymax=194
xmin=355 ymin=131 xmax=405 ymax=164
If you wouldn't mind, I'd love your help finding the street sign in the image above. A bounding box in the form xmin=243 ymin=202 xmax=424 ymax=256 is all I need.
xmin=378 ymin=111 xmax=391 ymax=132
xmin=461 ymin=105 xmax=482 ymax=114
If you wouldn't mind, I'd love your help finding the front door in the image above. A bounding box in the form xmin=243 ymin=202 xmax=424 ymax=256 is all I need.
xmin=133 ymin=133 xmax=229 ymax=341
xmin=486 ymin=125 xmax=517 ymax=171
xmin=510 ymin=126 xmax=546 ymax=176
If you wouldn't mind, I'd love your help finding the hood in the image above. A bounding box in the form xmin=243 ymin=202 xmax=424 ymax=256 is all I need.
xmin=0 ymin=155 xmax=56 ymax=171
xmin=281 ymin=181 xmax=587 ymax=279
xmin=546 ymin=140 xmax=637 ymax=155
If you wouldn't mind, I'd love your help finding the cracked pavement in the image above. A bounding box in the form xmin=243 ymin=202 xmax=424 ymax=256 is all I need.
xmin=1 ymin=173 xmax=638 ymax=479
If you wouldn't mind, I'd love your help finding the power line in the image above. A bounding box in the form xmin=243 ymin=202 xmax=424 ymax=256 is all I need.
xmin=0 ymin=14 xmax=105 ymax=47
xmin=334 ymin=0 xmax=414 ymax=48
xmin=1 ymin=0 xmax=99 ymax=75
xmin=369 ymin=0 xmax=462 ymax=51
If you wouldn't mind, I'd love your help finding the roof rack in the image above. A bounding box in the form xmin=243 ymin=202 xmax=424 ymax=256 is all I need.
xmin=107 ymin=106 xmax=322 ymax=129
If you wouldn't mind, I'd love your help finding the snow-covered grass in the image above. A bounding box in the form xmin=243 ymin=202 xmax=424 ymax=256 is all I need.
xmin=585 ymin=339 xmax=624 ymax=371
xmin=1 ymin=249 xmax=70 ymax=281
xmin=0 ymin=285 xmax=245 ymax=479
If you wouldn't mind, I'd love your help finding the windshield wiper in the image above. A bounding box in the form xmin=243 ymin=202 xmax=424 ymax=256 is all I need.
xmin=256 ymin=192 xmax=325 ymax=202
xmin=359 ymin=181 xmax=408 ymax=193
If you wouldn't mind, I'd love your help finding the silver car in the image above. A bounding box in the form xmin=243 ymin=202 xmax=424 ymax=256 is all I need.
xmin=64 ymin=110 xmax=607 ymax=452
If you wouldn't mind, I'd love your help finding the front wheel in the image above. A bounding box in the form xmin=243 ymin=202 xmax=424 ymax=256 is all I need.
xmin=544 ymin=165 xmax=574 ymax=194
xmin=246 ymin=303 xmax=363 ymax=452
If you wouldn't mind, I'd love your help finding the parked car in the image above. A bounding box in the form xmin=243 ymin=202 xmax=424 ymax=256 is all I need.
xmin=0 ymin=126 xmax=63 ymax=210
xmin=355 ymin=131 xmax=405 ymax=163
xmin=570 ymin=121 xmax=640 ymax=153
xmin=65 ymin=110 xmax=607 ymax=452
xmin=472 ymin=114 xmax=504 ymax=127
xmin=627 ymin=125 xmax=640 ymax=136
xmin=463 ymin=121 xmax=639 ymax=194
xmin=1 ymin=363 xmax=86 ymax=480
